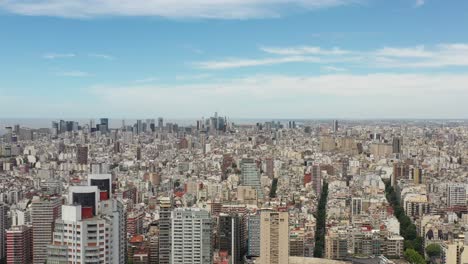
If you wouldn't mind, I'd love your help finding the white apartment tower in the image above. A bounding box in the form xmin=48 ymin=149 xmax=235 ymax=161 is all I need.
xmin=171 ymin=208 xmax=212 ymax=264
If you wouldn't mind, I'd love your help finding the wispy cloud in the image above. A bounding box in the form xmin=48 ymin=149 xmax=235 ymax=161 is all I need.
xmin=415 ymin=0 xmax=425 ymax=7
xmin=0 ymin=0 xmax=356 ymax=19
xmin=261 ymin=46 xmax=349 ymax=55
xmin=43 ymin=53 xmax=75 ymax=59
xmin=134 ymin=77 xmax=159 ymax=83
xmin=89 ymin=53 xmax=115 ymax=60
xmin=57 ymin=70 xmax=91 ymax=77
xmin=321 ymin=66 xmax=347 ymax=72
xmin=194 ymin=56 xmax=321 ymax=69
xmin=193 ymin=43 xmax=468 ymax=69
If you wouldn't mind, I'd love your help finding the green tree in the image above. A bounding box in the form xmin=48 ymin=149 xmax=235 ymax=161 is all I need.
xmin=404 ymin=249 xmax=426 ymax=264
xmin=426 ymin=244 xmax=442 ymax=258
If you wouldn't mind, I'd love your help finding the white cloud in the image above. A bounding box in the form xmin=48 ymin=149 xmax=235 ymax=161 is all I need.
xmin=321 ymin=66 xmax=347 ymax=72
xmin=375 ymin=46 xmax=432 ymax=58
xmin=0 ymin=0 xmax=355 ymax=19
xmin=57 ymin=70 xmax=91 ymax=77
xmin=261 ymin=46 xmax=349 ymax=55
xmin=89 ymin=53 xmax=115 ymax=60
xmin=134 ymin=77 xmax=159 ymax=83
xmin=43 ymin=53 xmax=75 ymax=59
xmin=89 ymin=73 xmax=468 ymax=118
xmin=194 ymin=56 xmax=321 ymax=69
xmin=415 ymin=0 xmax=425 ymax=7
xmin=193 ymin=43 xmax=468 ymax=69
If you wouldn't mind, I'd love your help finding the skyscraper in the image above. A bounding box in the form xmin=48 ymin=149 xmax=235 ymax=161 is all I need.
xmin=312 ymin=164 xmax=322 ymax=197
xmin=31 ymin=196 xmax=62 ymax=264
xmin=158 ymin=117 xmax=164 ymax=131
xmin=392 ymin=137 xmax=402 ymax=154
xmin=100 ymin=118 xmax=109 ymax=134
xmin=259 ymin=210 xmax=289 ymax=264
xmin=240 ymin=158 xmax=263 ymax=199
xmin=171 ymin=208 xmax=212 ymax=264
xmin=333 ymin=120 xmax=339 ymax=133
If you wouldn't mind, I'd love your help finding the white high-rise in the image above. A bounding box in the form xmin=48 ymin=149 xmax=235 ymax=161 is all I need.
xmin=447 ymin=183 xmax=467 ymax=207
xmin=171 ymin=208 xmax=212 ymax=264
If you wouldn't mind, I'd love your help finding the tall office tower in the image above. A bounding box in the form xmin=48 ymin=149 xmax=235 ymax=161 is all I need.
xmin=76 ymin=145 xmax=88 ymax=165
xmin=259 ymin=210 xmax=289 ymax=264
xmin=100 ymin=118 xmax=109 ymax=134
xmin=158 ymin=117 xmax=164 ymax=131
xmin=0 ymin=203 xmax=8 ymax=261
xmin=171 ymin=208 xmax=212 ymax=264
xmin=47 ymin=205 xmax=113 ymax=264
xmin=6 ymin=225 xmax=32 ymax=264
xmin=136 ymin=120 xmax=143 ymax=134
xmin=240 ymin=158 xmax=263 ymax=199
xmin=333 ymin=120 xmax=339 ymax=133
xmin=31 ymin=196 xmax=62 ymax=264
xmin=447 ymin=183 xmax=467 ymax=207
xmin=392 ymin=137 xmax=402 ymax=154
xmin=149 ymin=119 xmax=156 ymax=132
xmin=312 ymin=164 xmax=322 ymax=196
xmin=158 ymin=197 xmax=172 ymax=264
xmin=218 ymin=213 xmax=246 ymax=264
xmin=265 ymin=157 xmax=274 ymax=178
xmin=51 ymin=121 xmax=59 ymax=137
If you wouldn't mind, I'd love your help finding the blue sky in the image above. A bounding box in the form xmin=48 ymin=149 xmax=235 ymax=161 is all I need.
xmin=0 ymin=0 xmax=467 ymax=119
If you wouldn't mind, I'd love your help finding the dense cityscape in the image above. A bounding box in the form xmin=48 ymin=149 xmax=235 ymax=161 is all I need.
xmin=0 ymin=116 xmax=466 ymax=264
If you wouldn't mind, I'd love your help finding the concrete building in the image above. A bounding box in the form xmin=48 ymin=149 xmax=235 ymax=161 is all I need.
xmin=259 ymin=210 xmax=289 ymax=264
xmin=31 ymin=196 xmax=62 ymax=264
xmin=171 ymin=208 xmax=212 ymax=264
xmin=241 ymin=158 xmax=263 ymax=199
xmin=6 ymin=225 xmax=32 ymax=264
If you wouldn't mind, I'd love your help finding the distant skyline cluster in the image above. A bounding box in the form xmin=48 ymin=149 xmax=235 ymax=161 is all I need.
xmin=0 ymin=0 xmax=467 ymax=118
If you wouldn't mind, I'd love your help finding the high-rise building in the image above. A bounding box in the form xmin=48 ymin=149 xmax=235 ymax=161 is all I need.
xmin=312 ymin=164 xmax=322 ymax=197
xmin=218 ymin=213 xmax=246 ymax=264
xmin=136 ymin=120 xmax=143 ymax=134
xmin=447 ymin=183 xmax=466 ymax=207
xmin=171 ymin=208 xmax=212 ymax=264
xmin=248 ymin=213 xmax=261 ymax=257
xmin=158 ymin=118 xmax=164 ymax=131
xmin=333 ymin=120 xmax=339 ymax=133
xmin=100 ymin=118 xmax=109 ymax=134
xmin=259 ymin=210 xmax=289 ymax=264
xmin=265 ymin=158 xmax=274 ymax=178
xmin=31 ymin=196 xmax=62 ymax=264
xmin=158 ymin=197 xmax=172 ymax=264
xmin=6 ymin=225 xmax=33 ymax=264
xmin=76 ymin=145 xmax=88 ymax=165
xmin=392 ymin=137 xmax=402 ymax=154
xmin=0 ymin=203 xmax=8 ymax=261
xmin=69 ymin=185 xmax=99 ymax=216
xmin=240 ymin=158 xmax=263 ymax=199
xmin=47 ymin=205 xmax=113 ymax=264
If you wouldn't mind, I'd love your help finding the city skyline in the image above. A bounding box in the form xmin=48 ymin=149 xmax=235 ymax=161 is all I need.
xmin=1 ymin=0 xmax=468 ymax=118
